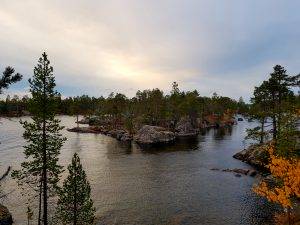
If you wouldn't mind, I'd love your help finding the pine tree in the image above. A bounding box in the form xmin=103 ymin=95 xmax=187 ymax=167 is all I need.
xmin=248 ymin=65 xmax=299 ymax=147
xmin=259 ymin=65 xmax=298 ymax=139
xmin=56 ymin=153 xmax=95 ymax=225
xmin=246 ymin=84 xmax=270 ymax=144
xmin=12 ymin=52 xmax=65 ymax=225
xmin=0 ymin=66 xmax=22 ymax=94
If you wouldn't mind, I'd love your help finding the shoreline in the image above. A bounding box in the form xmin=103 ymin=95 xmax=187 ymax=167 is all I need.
xmin=66 ymin=123 xmax=235 ymax=146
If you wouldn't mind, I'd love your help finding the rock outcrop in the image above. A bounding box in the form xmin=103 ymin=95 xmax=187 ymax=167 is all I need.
xmin=107 ymin=129 xmax=132 ymax=142
xmin=77 ymin=117 xmax=90 ymax=124
xmin=222 ymin=168 xmax=250 ymax=175
xmin=67 ymin=126 xmax=132 ymax=141
xmin=134 ymin=125 xmax=175 ymax=145
xmin=0 ymin=204 xmax=13 ymax=225
xmin=233 ymin=143 xmax=269 ymax=170
xmin=175 ymin=117 xmax=198 ymax=137
xmin=211 ymin=168 xmax=258 ymax=177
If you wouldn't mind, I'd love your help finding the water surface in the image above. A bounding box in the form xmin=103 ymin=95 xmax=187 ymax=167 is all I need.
xmin=0 ymin=116 xmax=277 ymax=224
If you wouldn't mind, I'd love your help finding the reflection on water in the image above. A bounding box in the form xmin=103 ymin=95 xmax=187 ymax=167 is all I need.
xmin=214 ymin=126 xmax=233 ymax=138
xmin=0 ymin=116 xmax=278 ymax=225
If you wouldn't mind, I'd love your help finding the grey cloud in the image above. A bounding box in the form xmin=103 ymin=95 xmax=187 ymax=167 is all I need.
xmin=0 ymin=0 xmax=299 ymax=100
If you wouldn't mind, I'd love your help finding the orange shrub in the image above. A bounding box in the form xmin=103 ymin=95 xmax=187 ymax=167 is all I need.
xmin=253 ymin=145 xmax=300 ymax=208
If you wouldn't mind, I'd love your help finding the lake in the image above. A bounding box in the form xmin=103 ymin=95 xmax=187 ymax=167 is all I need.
xmin=0 ymin=116 xmax=277 ymax=225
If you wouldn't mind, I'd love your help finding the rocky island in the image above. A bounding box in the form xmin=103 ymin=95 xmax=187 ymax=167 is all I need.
xmin=67 ymin=114 xmax=236 ymax=146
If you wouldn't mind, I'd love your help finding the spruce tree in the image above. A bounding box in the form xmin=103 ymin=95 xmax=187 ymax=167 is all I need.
xmin=56 ymin=153 xmax=95 ymax=225
xmin=12 ymin=52 xmax=65 ymax=225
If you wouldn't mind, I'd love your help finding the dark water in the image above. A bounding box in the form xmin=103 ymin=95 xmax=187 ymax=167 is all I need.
xmin=0 ymin=116 xmax=277 ymax=225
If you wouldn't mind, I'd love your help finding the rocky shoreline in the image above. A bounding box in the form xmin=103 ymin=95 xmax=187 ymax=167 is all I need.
xmin=233 ymin=143 xmax=269 ymax=171
xmin=230 ymin=143 xmax=275 ymax=183
xmin=209 ymin=142 xmax=274 ymax=179
xmin=68 ymin=125 xmax=176 ymax=145
xmin=68 ymin=115 xmax=237 ymax=146
xmin=67 ymin=126 xmax=133 ymax=142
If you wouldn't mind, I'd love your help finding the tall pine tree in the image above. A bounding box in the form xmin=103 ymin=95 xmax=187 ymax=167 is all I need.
xmin=12 ymin=52 xmax=65 ymax=225
xmin=56 ymin=153 xmax=95 ymax=225
xmin=259 ymin=65 xmax=298 ymax=139
xmin=247 ymin=65 xmax=299 ymax=156
xmin=249 ymin=65 xmax=299 ymax=137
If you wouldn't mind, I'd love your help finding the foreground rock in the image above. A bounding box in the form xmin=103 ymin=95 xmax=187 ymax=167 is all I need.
xmin=134 ymin=125 xmax=175 ymax=145
xmin=233 ymin=143 xmax=269 ymax=170
xmin=0 ymin=204 xmax=13 ymax=225
xmin=175 ymin=117 xmax=198 ymax=137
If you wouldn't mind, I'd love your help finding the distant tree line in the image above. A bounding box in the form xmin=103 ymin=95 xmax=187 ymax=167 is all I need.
xmin=0 ymin=82 xmax=249 ymax=126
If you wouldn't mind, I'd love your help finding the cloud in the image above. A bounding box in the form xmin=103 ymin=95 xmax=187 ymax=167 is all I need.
xmin=0 ymin=0 xmax=299 ymax=101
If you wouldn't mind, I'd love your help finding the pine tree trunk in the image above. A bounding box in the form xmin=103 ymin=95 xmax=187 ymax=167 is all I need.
xmin=38 ymin=179 xmax=42 ymax=225
xmin=272 ymin=115 xmax=277 ymax=140
xmin=42 ymin=117 xmax=48 ymax=225
xmin=278 ymin=90 xmax=282 ymax=138
xmin=260 ymin=118 xmax=265 ymax=144
xmin=74 ymin=174 xmax=77 ymax=225
xmin=271 ymin=92 xmax=277 ymax=140
xmin=42 ymin=67 xmax=48 ymax=225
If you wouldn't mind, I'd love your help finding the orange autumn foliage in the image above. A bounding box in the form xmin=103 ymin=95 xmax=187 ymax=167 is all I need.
xmin=253 ymin=145 xmax=300 ymax=208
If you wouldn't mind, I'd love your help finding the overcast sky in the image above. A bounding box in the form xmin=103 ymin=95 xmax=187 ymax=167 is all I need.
xmin=0 ymin=0 xmax=299 ymax=101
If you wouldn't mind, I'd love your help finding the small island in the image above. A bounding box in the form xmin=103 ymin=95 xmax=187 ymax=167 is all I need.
xmin=67 ymin=113 xmax=236 ymax=145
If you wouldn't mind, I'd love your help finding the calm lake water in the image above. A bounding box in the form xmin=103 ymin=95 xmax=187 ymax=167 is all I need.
xmin=0 ymin=116 xmax=278 ymax=225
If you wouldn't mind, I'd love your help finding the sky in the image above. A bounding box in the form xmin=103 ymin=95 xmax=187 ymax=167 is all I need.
xmin=0 ymin=0 xmax=299 ymax=101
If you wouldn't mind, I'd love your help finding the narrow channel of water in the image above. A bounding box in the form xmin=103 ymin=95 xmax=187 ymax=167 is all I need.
xmin=0 ymin=116 xmax=278 ymax=224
